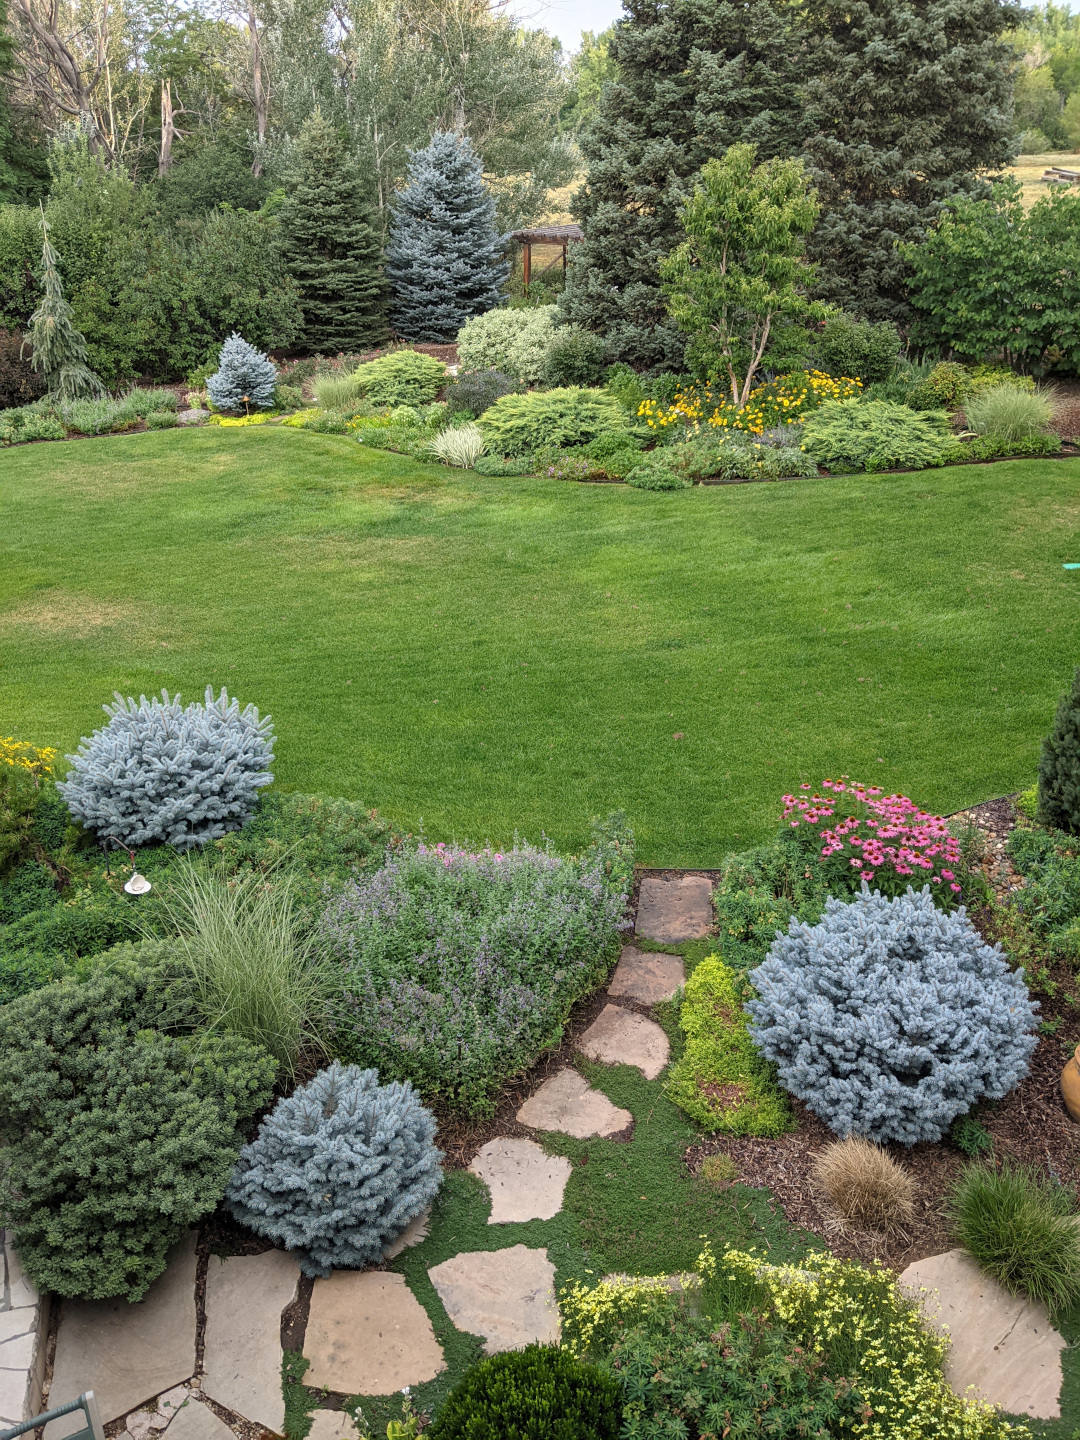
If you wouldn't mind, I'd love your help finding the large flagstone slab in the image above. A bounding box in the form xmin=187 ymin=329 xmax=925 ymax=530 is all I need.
xmin=427 ymin=1245 xmax=559 ymax=1354
xmin=45 ymin=1234 xmax=198 ymax=1440
xmin=608 ymin=947 xmax=685 ymax=1004
xmin=469 ymin=1138 xmax=572 ymax=1223
xmin=303 ymin=1271 xmax=444 ymax=1395
xmin=516 ymin=1068 xmax=631 ymax=1139
xmin=157 ymin=1399 xmax=235 ymax=1440
xmin=899 ymin=1248 xmax=1065 ymax=1419
xmin=576 ymin=1004 xmax=670 ymax=1079
xmin=202 ymin=1250 xmax=300 ymax=1433
xmin=636 ymin=876 xmax=712 ymax=943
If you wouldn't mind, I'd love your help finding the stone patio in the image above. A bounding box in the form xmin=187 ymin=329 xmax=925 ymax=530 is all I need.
xmin=576 ymin=1004 xmax=670 ymax=1080
xmin=304 ymin=1271 xmax=444 ymax=1395
xmin=469 ymin=1138 xmax=572 ymax=1223
xmin=899 ymin=1248 xmax=1065 ymax=1419
xmin=516 ymin=1067 xmax=632 ymax=1138
xmin=427 ymin=1246 xmax=559 ymax=1354
xmin=608 ymin=947 xmax=686 ymax=1004
xmin=202 ymin=1251 xmax=300 ymax=1433
xmin=635 ymin=875 xmax=713 ymax=943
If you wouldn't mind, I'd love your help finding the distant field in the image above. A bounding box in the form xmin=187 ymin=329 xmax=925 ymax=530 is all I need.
xmin=1006 ymin=150 xmax=1080 ymax=206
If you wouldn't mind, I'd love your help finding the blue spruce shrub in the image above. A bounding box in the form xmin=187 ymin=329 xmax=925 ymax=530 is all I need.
xmin=746 ymin=886 xmax=1039 ymax=1145
xmin=58 ymin=688 xmax=274 ymax=850
xmin=386 ymin=131 xmax=509 ymax=342
xmin=206 ymin=332 xmax=278 ymax=412
xmin=225 ymin=1061 xmax=443 ymax=1276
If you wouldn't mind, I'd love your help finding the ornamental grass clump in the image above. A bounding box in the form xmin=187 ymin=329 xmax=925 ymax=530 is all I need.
xmin=947 ymin=1161 xmax=1080 ymax=1315
xmin=812 ymin=1135 xmax=916 ymax=1231
xmin=59 ymin=687 xmax=274 ymax=850
xmin=226 ymin=1061 xmax=443 ymax=1276
xmin=319 ymin=819 xmax=633 ymax=1113
xmin=746 ymin=886 xmax=1039 ymax=1145
xmin=427 ymin=422 xmax=485 ymax=468
xmin=963 ymin=384 xmax=1055 ymax=444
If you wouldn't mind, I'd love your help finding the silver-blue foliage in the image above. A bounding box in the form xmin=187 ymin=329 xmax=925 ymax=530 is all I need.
xmin=746 ymin=886 xmax=1039 ymax=1145
xmin=224 ymin=1062 xmax=443 ymax=1276
xmin=58 ymin=687 xmax=274 ymax=850
xmin=206 ymin=332 xmax=278 ymax=412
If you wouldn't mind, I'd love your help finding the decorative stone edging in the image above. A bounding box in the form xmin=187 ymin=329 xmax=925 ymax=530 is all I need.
xmin=0 ymin=1230 xmax=49 ymax=1427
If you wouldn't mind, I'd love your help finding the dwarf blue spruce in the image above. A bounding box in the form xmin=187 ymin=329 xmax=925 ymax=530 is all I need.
xmin=225 ymin=1062 xmax=442 ymax=1276
xmin=207 ymin=332 xmax=278 ymax=412
xmin=746 ymin=886 xmax=1039 ymax=1145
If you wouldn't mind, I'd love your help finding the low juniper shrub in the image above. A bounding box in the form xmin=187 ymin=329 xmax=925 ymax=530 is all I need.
xmin=207 ymin=333 xmax=278 ymax=413
xmin=58 ymin=687 xmax=275 ymax=850
xmin=747 ymin=885 xmax=1040 ymax=1144
xmin=226 ymin=1061 xmax=442 ymax=1275
xmin=429 ymin=1344 xmax=620 ymax=1440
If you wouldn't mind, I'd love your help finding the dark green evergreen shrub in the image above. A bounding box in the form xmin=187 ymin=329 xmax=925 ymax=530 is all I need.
xmin=273 ymin=383 xmax=303 ymax=412
xmin=152 ymin=135 xmax=270 ymax=224
xmin=0 ymin=961 xmax=275 ymax=1300
xmin=478 ymin=387 xmax=627 ymax=456
xmin=429 ymin=1344 xmax=620 ymax=1440
xmin=0 ymin=861 xmax=57 ymax=924
xmin=445 ymin=368 xmax=521 ymax=416
xmin=0 ymin=329 xmax=44 ymax=408
xmin=541 ymin=328 xmax=610 ymax=388
xmin=1038 ymin=668 xmax=1080 ymax=834
xmin=812 ymin=313 xmax=900 ymax=384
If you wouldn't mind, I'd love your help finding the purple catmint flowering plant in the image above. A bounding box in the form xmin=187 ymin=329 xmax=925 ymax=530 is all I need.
xmin=319 ymin=816 xmax=634 ymax=1115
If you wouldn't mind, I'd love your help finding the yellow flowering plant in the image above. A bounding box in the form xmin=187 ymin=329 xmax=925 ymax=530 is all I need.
xmin=1 ymin=737 xmax=57 ymax=779
xmin=1 ymin=736 xmax=58 ymax=874
xmin=639 ymin=370 xmax=862 ymax=437
xmin=559 ymin=1272 xmax=693 ymax=1359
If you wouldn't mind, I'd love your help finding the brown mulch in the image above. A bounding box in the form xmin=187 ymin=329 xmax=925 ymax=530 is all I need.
xmin=1051 ymin=378 xmax=1080 ymax=442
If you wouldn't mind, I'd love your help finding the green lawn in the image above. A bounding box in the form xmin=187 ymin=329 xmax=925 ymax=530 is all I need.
xmin=2 ymin=427 xmax=1078 ymax=865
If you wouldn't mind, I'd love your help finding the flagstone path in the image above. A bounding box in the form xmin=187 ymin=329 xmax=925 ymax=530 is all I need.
xmin=428 ymin=1247 xmax=560 ymax=1354
xmin=576 ymin=1003 xmax=670 ymax=1079
xmin=468 ymin=1139 xmax=572 ymax=1223
xmin=304 ymin=1272 xmax=444 ymax=1395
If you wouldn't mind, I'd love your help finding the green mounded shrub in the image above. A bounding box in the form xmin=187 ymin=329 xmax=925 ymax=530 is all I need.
xmin=711 ymin=833 xmax=832 ymax=973
xmin=272 ymin=383 xmax=303 ymax=412
xmin=456 ymin=305 xmax=558 ymax=385
xmin=146 ymin=410 xmax=178 ymax=430
xmin=604 ymin=362 xmax=647 ymax=413
xmin=428 ymin=1344 xmax=620 ymax=1440
xmin=1037 ymin=666 xmax=1080 ymax=835
xmin=625 ymin=455 xmax=692 ymax=490
xmin=812 ymin=313 xmax=901 ymax=385
xmin=947 ymin=1161 xmax=1080 ymax=1314
xmin=944 ymin=431 xmax=1060 ymax=462
xmin=0 ymin=960 xmax=275 ymax=1300
xmin=478 ymin=387 xmax=628 ymax=457
xmin=0 ymin=402 xmax=66 ymax=445
xmin=541 ymin=327 xmax=610 ymax=388
xmin=963 ymin=384 xmax=1056 ymax=444
xmin=801 ymin=398 xmax=953 ymax=473
xmin=444 ymin=368 xmax=521 ymax=417
xmin=352 ymin=350 xmax=446 ymax=407
xmin=905 ymin=360 xmax=972 ymax=411
xmin=666 ymin=957 xmax=793 ymax=1135
xmin=472 ymin=454 xmax=536 ymax=476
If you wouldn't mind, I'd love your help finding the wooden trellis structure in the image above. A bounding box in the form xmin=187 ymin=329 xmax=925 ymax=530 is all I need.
xmin=510 ymin=224 xmax=584 ymax=288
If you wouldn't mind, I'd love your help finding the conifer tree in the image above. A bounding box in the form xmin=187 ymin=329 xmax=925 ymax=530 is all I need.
xmin=800 ymin=0 xmax=1020 ymax=323
xmin=279 ymin=112 xmax=387 ymax=353
xmin=386 ymin=132 xmax=508 ymax=343
xmin=559 ymin=0 xmax=807 ymax=371
xmin=27 ymin=210 xmax=105 ymax=402
xmin=1038 ymin=667 xmax=1080 ymax=834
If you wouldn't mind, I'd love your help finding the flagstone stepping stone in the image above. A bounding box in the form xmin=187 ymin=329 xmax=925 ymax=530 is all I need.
xmin=45 ymin=1233 xmax=198 ymax=1440
xmin=636 ymin=875 xmax=713 ymax=943
xmin=608 ymin=947 xmax=685 ymax=1004
xmin=469 ymin=1138 xmax=573 ymax=1223
xmin=153 ymin=1399 xmax=234 ymax=1440
xmin=577 ymin=1004 xmax=669 ymax=1080
xmin=383 ymin=1208 xmax=431 ymax=1259
xmin=202 ymin=1250 xmax=300 ymax=1433
xmin=899 ymin=1249 xmax=1065 ymax=1419
xmin=516 ymin=1068 xmax=632 ymax=1139
xmin=304 ymin=1271 xmax=444 ymax=1395
xmin=428 ymin=1246 xmax=559 ymax=1354
xmin=307 ymin=1411 xmax=361 ymax=1440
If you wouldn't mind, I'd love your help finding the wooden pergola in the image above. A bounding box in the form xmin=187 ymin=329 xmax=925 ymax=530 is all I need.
xmin=510 ymin=223 xmax=584 ymax=288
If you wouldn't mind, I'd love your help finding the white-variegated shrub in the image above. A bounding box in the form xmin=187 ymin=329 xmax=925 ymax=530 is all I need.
xmin=58 ymin=688 xmax=274 ymax=850
xmin=225 ymin=1062 xmax=442 ymax=1275
xmin=746 ymin=886 xmax=1039 ymax=1145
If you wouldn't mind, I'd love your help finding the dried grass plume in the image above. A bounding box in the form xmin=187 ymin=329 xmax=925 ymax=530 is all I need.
xmin=812 ymin=1135 xmax=916 ymax=1231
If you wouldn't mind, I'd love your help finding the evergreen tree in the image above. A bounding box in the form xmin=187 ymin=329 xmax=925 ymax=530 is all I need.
xmin=279 ymin=112 xmax=387 ymax=353
xmin=1038 ymin=667 xmax=1080 ymax=835
xmin=801 ymin=0 xmax=1020 ymax=323
xmin=386 ymin=131 xmax=508 ymax=343
xmin=559 ymin=0 xmax=807 ymax=371
xmin=27 ymin=211 xmax=105 ymax=402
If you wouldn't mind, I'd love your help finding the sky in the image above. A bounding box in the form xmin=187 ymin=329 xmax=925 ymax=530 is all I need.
xmin=512 ymin=0 xmax=625 ymax=52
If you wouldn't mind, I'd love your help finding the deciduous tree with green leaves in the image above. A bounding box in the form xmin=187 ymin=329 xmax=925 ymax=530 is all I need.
xmin=660 ymin=144 xmax=826 ymax=405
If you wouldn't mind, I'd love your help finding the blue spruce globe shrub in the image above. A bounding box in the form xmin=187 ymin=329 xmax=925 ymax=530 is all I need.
xmin=746 ymin=886 xmax=1039 ymax=1145
xmin=225 ymin=1061 xmax=443 ymax=1276
xmin=207 ymin=332 xmax=278 ymax=412
xmin=58 ymin=687 xmax=274 ymax=850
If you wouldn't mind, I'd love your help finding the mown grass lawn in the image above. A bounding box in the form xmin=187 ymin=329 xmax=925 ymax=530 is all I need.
xmin=2 ymin=426 xmax=1078 ymax=865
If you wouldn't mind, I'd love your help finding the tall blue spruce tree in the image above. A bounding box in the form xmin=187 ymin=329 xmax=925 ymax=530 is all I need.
xmin=386 ymin=132 xmax=509 ymax=342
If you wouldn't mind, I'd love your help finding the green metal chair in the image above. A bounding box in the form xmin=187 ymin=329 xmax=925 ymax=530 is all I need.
xmin=0 ymin=1391 xmax=105 ymax=1440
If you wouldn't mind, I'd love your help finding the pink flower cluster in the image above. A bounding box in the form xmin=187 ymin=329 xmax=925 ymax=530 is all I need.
xmin=781 ymin=776 xmax=962 ymax=894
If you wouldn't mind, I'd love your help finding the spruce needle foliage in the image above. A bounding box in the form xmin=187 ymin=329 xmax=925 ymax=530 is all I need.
xmin=386 ymin=131 xmax=509 ymax=342
xmin=280 ymin=112 xmax=388 ymax=354
xmin=26 ymin=209 xmax=105 ymax=402
xmin=206 ymin=333 xmax=278 ymax=413
xmin=1037 ymin=666 xmax=1080 ymax=834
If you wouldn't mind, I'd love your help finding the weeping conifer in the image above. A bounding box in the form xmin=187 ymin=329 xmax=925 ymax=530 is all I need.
xmin=279 ymin=112 xmax=387 ymax=353
xmin=27 ymin=209 xmax=105 ymax=401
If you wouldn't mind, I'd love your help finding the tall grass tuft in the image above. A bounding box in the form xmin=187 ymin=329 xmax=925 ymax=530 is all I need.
xmin=427 ymin=422 xmax=485 ymax=468
xmin=947 ymin=1160 xmax=1080 ymax=1314
xmin=312 ymin=373 xmax=364 ymax=410
xmin=964 ymin=383 xmax=1055 ymax=443
xmin=812 ymin=1135 xmax=916 ymax=1231
xmin=155 ymin=866 xmax=328 ymax=1079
